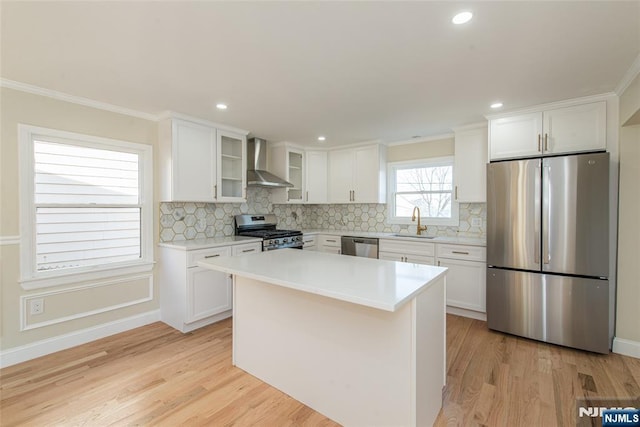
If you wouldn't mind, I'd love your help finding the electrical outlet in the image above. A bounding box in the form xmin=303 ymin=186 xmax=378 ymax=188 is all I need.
xmin=30 ymin=298 xmax=44 ymax=315
xmin=471 ymin=218 xmax=482 ymax=227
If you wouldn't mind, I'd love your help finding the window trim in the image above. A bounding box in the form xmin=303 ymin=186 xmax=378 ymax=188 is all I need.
xmin=19 ymin=124 xmax=154 ymax=289
xmin=386 ymin=157 xmax=459 ymax=226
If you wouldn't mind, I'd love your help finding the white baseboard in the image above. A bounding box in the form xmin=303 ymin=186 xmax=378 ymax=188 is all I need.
xmin=612 ymin=337 xmax=640 ymax=359
xmin=446 ymin=306 xmax=487 ymax=321
xmin=0 ymin=310 xmax=161 ymax=369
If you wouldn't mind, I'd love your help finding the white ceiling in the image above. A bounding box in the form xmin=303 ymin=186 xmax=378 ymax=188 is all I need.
xmin=1 ymin=1 xmax=639 ymax=147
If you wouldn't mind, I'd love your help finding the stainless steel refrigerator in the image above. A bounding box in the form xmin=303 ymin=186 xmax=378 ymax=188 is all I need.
xmin=486 ymin=152 xmax=610 ymax=354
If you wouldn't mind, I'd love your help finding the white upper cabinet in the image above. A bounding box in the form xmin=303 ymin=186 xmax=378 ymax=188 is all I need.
xmin=328 ymin=148 xmax=353 ymax=203
xmin=305 ymin=150 xmax=328 ymax=203
xmin=269 ymin=145 xmax=305 ymax=204
xmin=489 ymin=112 xmax=542 ymax=160
xmin=159 ymin=115 xmax=248 ymax=202
xmin=328 ymin=144 xmax=386 ymax=204
xmin=217 ymin=130 xmax=247 ymax=202
xmin=489 ymin=101 xmax=606 ymax=160
xmin=454 ymin=125 xmax=488 ymax=203
xmin=543 ymin=102 xmax=606 ymax=155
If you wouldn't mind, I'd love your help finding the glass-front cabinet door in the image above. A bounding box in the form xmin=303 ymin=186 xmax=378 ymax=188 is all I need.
xmin=216 ymin=130 xmax=247 ymax=202
xmin=287 ymin=150 xmax=304 ymax=202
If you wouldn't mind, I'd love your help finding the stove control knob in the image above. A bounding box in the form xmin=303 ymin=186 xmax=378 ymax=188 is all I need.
xmin=283 ymin=238 xmax=289 ymax=243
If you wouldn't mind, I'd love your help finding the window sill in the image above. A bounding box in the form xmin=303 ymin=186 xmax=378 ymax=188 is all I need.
xmin=20 ymin=261 xmax=155 ymax=290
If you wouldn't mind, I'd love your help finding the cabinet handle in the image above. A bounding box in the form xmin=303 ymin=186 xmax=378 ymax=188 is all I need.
xmin=452 ymin=251 xmax=469 ymax=255
xmin=455 ymin=186 xmax=458 ymax=200
xmin=538 ymin=134 xmax=542 ymax=152
xmin=326 ymin=239 xmax=336 ymax=243
xmin=242 ymin=249 xmax=255 ymax=253
xmin=214 ymin=185 xmax=218 ymax=199
xmin=438 ymin=260 xmax=441 ymax=266
xmin=352 ymin=190 xmax=355 ymax=202
xmin=204 ymin=254 xmax=221 ymax=258
xmin=306 ymin=191 xmax=309 ymax=202
xmin=544 ymin=133 xmax=549 ymax=151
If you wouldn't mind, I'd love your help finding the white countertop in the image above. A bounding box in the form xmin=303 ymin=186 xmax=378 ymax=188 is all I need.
xmin=302 ymin=229 xmax=486 ymax=246
xmin=198 ymin=249 xmax=447 ymax=312
xmin=158 ymin=235 xmax=261 ymax=250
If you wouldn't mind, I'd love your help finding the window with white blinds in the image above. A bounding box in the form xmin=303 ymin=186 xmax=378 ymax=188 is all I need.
xmin=20 ymin=125 xmax=153 ymax=288
xmin=34 ymin=140 xmax=141 ymax=271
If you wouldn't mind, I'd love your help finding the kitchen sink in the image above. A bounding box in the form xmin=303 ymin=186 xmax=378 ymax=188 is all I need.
xmin=392 ymin=234 xmax=435 ymax=239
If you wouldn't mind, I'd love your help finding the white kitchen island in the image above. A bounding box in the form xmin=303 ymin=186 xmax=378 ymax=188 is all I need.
xmin=198 ymin=249 xmax=447 ymax=427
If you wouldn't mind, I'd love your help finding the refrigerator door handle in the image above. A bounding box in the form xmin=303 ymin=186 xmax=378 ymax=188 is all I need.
xmin=534 ymin=163 xmax=541 ymax=265
xmin=542 ymin=164 xmax=551 ymax=265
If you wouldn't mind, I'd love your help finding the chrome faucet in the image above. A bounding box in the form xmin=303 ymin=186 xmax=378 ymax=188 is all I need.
xmin=411 ymin=206 xmax=428 ymax=235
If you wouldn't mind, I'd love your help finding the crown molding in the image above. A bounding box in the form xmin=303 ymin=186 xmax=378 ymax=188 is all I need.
xmin=451 ymin=122 xmax=488 ymax=133
xmin=385 ymin=133 xmax=454 ymax=147
xmin=157 ymin=111 xmax=249 ymax=135
xmin=1 ymin=79 xmax=159 ymax=122
xmin=615 ymin=53 xmax=640 ymax=96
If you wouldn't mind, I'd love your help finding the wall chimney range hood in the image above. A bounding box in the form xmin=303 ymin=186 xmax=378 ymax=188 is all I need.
xmin=247 ymin=138 xmax=293 ymax=188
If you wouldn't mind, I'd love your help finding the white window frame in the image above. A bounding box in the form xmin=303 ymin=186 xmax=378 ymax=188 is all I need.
xmin=387 ymin=157 xmax=459 ymax=226
xmin=19 ymin=124 xmax=154 ymax=290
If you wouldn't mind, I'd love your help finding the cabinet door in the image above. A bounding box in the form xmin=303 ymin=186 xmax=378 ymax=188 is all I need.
xmin=186 ymin=267 xmax=232 ymax=323
xmin=353 ymin=145 xmax=383 ymax=203
xmin=543 ymin=102 xmax=606 ymax=155
xmin=217 ymin=130 xmax=247 ymax=202
xmin=438 ymin=258 xmax=486 ymax=312
xmin=454 ymin=127 xmax=487 ymax=203
xmin=172 ymin=120 xmax=216 ymax=201
xmin=328 ymin=149 xmax=353 ymax=203
xmin=489 ymin=112 xmax=542 ymax=160
xmin=287 ymin=149 xmax=304 ymax=203
xmin=305 ymin=151 xmax=328 ymax=203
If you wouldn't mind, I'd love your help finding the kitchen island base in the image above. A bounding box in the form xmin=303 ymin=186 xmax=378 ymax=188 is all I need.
xmin=232 ymin=275 xmax=446 ymax=427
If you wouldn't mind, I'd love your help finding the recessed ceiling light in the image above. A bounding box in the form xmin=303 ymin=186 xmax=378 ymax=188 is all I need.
xmin=317 ymin=136 xmax=326 ymax=142
xmin=216 ymin=103 xmax=228 ymax=110
xmin=490 ymin=102 xmax=504 ymax=109
xmin=452 ymin=11 xmax=473 ymax=25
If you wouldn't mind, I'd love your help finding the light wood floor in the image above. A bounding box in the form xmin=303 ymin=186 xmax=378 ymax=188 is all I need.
xmin=1 ymin=315 xmax=639 ymax=426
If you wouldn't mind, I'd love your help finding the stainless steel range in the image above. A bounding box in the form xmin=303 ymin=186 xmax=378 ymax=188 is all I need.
xmin=235 ymin=214 xmax=303 ymax=251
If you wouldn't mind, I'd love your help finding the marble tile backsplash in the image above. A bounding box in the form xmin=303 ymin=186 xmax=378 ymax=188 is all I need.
xmin=159 ymin=188 xmax=486 ymax=242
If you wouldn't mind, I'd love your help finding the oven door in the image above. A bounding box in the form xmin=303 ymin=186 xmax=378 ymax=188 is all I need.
xmin=263 ymin=242 xmax=303 ymax=251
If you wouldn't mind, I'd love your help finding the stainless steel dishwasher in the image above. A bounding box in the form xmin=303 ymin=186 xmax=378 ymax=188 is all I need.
xmin=341 ymin=236 xmax=379 ymax=259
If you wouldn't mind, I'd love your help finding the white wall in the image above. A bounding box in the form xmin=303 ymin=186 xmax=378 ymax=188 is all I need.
xmin=0 ymin=87 xmax=160 ymax=363
xmin=615 ymin=73 xmax=640 ymax=354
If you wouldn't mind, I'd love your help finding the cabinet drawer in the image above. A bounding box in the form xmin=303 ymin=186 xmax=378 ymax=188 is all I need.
xmin=436 ymin=244 xmax=486 ymax=262
xmin=187 ymin=246 xmax=232 ymax=268
xmin=303 ymin=235 xmax=317 ymax=250
xmin=379 ymin=239 xmax=435 ymax=256
xmin=319 ymin=235 xmax=341 ymax=247
xmin=232 ymin=242 xmax=262 ymax=256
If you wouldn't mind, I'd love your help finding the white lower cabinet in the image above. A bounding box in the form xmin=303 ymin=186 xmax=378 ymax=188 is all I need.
xmin=379 ymin=239 xmax=487 ymax=317
xmin=319 ymin=235 xmax=341 ymax=254
xmin=159 ymin=241 xmax=262 ymax=333
xmin=187 ymin=266 xmax=232 ymax=323
xmin=302 ymin=234 xmax=317 ymax=251
xmin=436 ymin=244 xmax=486 ymax=314
xmin=378 ymin=239 xmax=435 ymax=265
